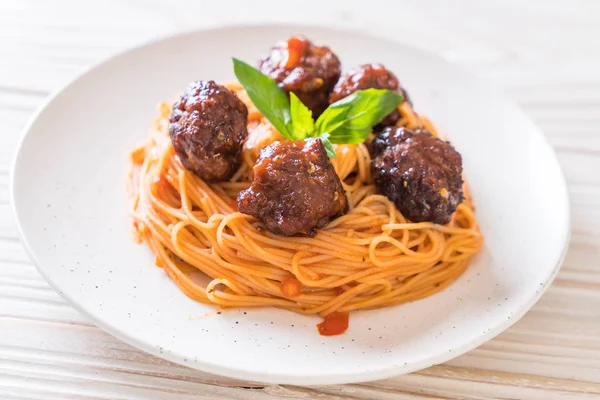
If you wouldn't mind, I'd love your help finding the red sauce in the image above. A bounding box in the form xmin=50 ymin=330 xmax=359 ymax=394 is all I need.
xmin=130 ymin=147 xmax=146 ymax=164
xmin=317 ymin=312 xmax=349 ymax=336
xmin=285 ymin=37 xmax=306 ymax=69
xmin=333 ymin=286 xmax=345 ymax=295
xmin=153 ymin=174 xmax=172 ymax=194
xmin=281 ymin=278 xmax=302 ymax=297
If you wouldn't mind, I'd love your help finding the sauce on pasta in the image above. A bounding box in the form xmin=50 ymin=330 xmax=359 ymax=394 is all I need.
xmin=127 ymin=82 xmax=483 ymax=335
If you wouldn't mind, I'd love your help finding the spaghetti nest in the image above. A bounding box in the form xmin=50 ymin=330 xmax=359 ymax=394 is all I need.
xmin=127 ymin=82 xmax=483 ymax=317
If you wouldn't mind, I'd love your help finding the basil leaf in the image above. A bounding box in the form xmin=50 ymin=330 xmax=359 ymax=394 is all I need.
xmin=318 ymin=133 xmax=336 ymax=158
xmin=316 ymin=89 xmax=403 ymax=144
xmin=290 ymin=92 xmax=315 ymax=140
xmin=314 ymin=106 xmax=348 ymax=138
xmin=232 ymin=58 xmax=292 ymax=138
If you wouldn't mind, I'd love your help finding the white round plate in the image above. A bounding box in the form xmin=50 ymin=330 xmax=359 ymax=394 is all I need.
xmin=11 ymin=25 xmax=569 ymax=385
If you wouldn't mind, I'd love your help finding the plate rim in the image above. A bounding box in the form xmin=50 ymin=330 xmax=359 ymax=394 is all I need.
xmin=9 ymin=22 xmax=572 ymax=385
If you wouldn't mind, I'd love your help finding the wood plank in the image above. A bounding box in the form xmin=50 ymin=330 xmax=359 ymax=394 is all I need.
xmin=0 ymin=109 xmax=32 ymax=174
xmin=0 ymin=240 xmax=30 ymax=264
xmin=0 ymin=205 xmax=19 ymax=239
xmin=1 ymin=0 xmax=599 ymax=398
xmin=1 ymin=318 xmax=599 ymax=399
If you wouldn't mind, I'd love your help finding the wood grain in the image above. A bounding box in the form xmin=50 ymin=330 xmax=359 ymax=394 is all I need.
xmin=1 ymin=0 xmax=599 ymax=398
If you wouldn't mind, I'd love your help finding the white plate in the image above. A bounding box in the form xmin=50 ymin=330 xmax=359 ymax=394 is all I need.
xmin=11 ymin=25 xmax=570 ymax=385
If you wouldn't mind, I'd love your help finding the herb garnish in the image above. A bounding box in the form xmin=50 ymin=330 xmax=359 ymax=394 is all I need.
xmin=233 ymin=58 xmax=403 ymax=158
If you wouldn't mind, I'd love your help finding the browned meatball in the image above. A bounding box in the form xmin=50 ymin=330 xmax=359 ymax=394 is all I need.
xmin=259 ymin=36 xmax=341 ymax=116
xmin=371 ymin=127 xmax=463 ymax=224
xmin=170 ymin=80 xmax=248 ymax=182
xmin=237 ymin=139 xmax=347 ymax=236
xmin=329 ymin=63 xmax=411 ymax=130
xmin=369 ymin=126 xmax=414 ymax=158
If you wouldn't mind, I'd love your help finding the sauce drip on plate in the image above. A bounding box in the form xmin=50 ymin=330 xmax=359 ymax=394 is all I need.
xmin=317 ymin=312 xmax=349 ymax=336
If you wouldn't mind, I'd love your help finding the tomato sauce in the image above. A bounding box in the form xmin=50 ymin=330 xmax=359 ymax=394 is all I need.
xmin=285 ymin=37 xmax=306 ymax=68
xmin=153 ymin=174 xmax=172 ymax=194
xmin=317 ymin=312 xmax=349 ymax=336
xmin=281 ymin=278 xmax=302 ymax=298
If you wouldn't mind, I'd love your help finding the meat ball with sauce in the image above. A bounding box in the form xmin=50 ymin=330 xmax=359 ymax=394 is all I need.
xmin=259 ymin=36 xmax=341 ymax=116
xmin=329 ymin=63 xmax=411 ymax=131
xmin=170 ymin=80 xmax=248 ymax=182
xmin=369 ymin=126 xmax=414 ymax=158
xmin=237 ymin=138 xmax=347 ymax=236
xmin=371 ymin=127 xmax=463 ymax=224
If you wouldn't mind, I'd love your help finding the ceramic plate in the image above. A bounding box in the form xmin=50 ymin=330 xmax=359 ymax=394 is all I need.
xmin=11 ymin=25 xmax=570 ymax=385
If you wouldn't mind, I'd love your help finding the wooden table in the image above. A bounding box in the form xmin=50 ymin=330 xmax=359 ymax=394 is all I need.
xmin=1 ymin=1 xmax=599 ymax=398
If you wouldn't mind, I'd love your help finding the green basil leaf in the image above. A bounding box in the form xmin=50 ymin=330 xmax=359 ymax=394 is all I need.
xmin=289 ymin=92 xmax=315 ymax=140
xmin=316 ymin=89 xmax=403 ymax=144
xmin=232 ymin=58 xmax=292 ymax=138
xmin=318 ymin=133 xmax=336 ymax=158
xmin=315 ymin=106 xmax=348 ymax=138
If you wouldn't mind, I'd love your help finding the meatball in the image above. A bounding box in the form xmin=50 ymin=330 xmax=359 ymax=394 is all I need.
xmin=259 ymin=36 xmax=341 ymax=116
xmin=170 ymin=80 xmax=248 ymax=182
xmin=369 ymin=126 xmax=414 ymax=158
xmin=237 ymin=138 xmax=347 ymax=236
xmin=371 ymin=127 xmax=463 ymax=224
xmin=329 ymin=63 xmax=411 ymax=130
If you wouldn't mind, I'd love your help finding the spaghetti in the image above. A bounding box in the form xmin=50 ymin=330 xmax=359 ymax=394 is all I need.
xmin=127 ymin=82 xmax=483 ymax=333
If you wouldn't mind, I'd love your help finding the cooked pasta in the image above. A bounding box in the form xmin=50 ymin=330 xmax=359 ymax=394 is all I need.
xmin=127 ymin=82 xmax=483 ymax=333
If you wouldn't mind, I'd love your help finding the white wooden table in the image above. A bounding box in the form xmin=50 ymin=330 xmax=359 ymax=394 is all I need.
xmin=1 ymin=1 xmax=599 ymax=398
